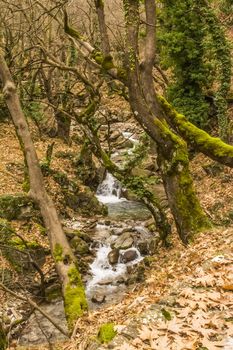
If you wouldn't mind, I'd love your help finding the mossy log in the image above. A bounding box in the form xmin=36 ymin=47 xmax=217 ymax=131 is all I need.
xmin=158 ymin=95 xmax=233 ymax=167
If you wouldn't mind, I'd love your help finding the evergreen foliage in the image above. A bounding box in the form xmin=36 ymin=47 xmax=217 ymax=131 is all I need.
xmin=158 ymin=0 xmax=231 ymax=138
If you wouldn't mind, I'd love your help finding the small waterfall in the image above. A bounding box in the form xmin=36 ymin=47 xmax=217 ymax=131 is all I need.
xmin=86 ymin=244 xmax=143 ymax=297
xmin=96 ymin=172 xmax=125 ymax=204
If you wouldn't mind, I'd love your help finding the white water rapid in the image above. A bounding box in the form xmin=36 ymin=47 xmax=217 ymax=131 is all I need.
xmin=96 ymin=172 xmax=126 ymax=204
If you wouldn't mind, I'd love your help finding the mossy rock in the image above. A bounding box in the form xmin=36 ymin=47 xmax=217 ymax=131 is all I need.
xmin=0 ymin=218 xmax=15 ymax=242
xmin=70 ymin=236 xmax=90 ymax=256
xmin=53 ymin=171 xmax=70 ymax=188
xmin=0 ymin=194 xmax=36 ymax=220
xmin=2 ymin=237 xmax=46 ymax=272
xmin=98 ymin=323 xmax=116 ymax=344
xmin=64 ymin=188 xmax=107 ymax=216
xmin=64 ymin=228 xmax=92 ymax=243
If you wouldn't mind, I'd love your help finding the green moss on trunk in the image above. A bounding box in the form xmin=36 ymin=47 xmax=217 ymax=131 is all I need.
xmin=158 ymin=95 xmax=233 ymax=163
xmin=64 ymin=266 xmax=88 ymax=328
xmin=53 ymin=243 xmax=63 ymax=262
xmin=154 ymin=118 xmax=211 ymax=243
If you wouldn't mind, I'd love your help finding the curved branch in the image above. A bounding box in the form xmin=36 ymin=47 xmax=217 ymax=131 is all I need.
xmin=158 ymin=95 xmax=233 ymax=167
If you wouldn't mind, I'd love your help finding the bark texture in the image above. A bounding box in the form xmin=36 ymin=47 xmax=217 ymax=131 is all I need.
xmin=123 ymin=0 xmax=210 ymax=243
xmin=0 ymin=54 xmax=87 ymax=329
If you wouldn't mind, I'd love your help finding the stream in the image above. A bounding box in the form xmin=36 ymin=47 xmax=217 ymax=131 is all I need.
xmin=84 ymin=171 xmax=152 ymax=307
xmin=16 ymin=130 xmax=154 ymax=345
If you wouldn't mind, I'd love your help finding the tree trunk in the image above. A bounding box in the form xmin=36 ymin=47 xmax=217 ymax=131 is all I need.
xmin=0 ymin=54 xmax=88 ymax=329
xmin=94 ymin=0 xmax=111 ymax=56
xmin=55 ymin=110 xmax=71 ymax=144
xmin=123 ymin=0 xmax=210 ymax=243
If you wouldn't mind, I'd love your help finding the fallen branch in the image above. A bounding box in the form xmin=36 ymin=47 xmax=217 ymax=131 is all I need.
xmin=0 ymin=282 xmax=69 ymax=337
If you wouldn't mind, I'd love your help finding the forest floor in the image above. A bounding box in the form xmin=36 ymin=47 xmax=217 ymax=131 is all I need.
xmin=0 ymin=120 xmax=233 ymax=350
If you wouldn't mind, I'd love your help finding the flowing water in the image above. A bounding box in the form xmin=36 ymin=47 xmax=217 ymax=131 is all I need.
xmin=85 ymin=170 xmax=152 ymax=307
xmin=96 ymin=172 xmax=151 ymax=220
xmin=96 ymin=172 xmax=125 ymax=204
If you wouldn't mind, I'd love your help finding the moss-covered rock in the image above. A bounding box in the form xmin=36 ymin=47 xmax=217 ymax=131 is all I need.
xmin=3 ymin=237 xmax=46 ymax=272
xmin=64 ymin=187 xmax=107 ymax=216
xmin=70 ymin=236 xmax=90 ymax=256
xmin=98 ymin=323 xmax=116 ymax=344
xmin=0 ymin=194 xmax=36 ymax=220
xmin=64 ymin=228 xmax=92 ymax=243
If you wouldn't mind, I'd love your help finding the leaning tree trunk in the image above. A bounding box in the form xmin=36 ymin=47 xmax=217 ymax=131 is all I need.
xmin=123 ymin=0 xmax=210 ymax=243
xmin=0 ymin=54 xmax=88 ymax=329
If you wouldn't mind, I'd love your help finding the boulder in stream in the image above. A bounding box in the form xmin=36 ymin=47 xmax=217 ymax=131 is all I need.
xmin=108 ymin=248 xmax=120 ymax=265
xmin=121 ymin=249 xmax=138 ymax=263
xmin=112 ymin=232 xmax=134 ymax=250
xmin=91 ymin=293 xmax=106 ymax=304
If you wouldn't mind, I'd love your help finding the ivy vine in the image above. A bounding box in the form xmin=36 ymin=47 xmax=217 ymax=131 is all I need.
xmin=157 ymin=0 xmax=231 ymax=140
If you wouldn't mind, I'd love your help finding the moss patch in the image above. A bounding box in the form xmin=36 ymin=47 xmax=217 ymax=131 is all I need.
xmin=53 ymin=243 xmax=63 ymax=262
xmin=0 ymin=194 xmax=35 ymax=220
xmin=154 ymin=117 xmax=210 ymax=242
xmin=64 ymin=266 xmax=88 ymax=328
xmin=158 ymin=95 xmax=233 ymax=163
xmin=98 ymin=323 xmax=116 ymax=344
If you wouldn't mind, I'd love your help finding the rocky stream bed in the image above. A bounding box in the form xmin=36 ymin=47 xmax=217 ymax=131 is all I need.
xmin=1 ymin=166 xmax=161 ymax=347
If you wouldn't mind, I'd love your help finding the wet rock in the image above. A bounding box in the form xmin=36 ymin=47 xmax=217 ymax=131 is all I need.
xmin=83 ymin=220 xmax=98 ymax=231
xmin=116 ymin=277 xmax=126 ymax=284
xmin=112 ymin=232 xmax=134 ymax=250
xmin=104 ymin=220 xmax=111 ymax=226
xmin=98 ymin=278 xmax=114 ymax=285
xmin=108 ymin=249 xmax=120 ymax=265
xmin=91 ymin=293 xmax=106 ymax=304
xmin=121 ymin=249 xmax=138 ymax=263
xmin=64 ymin=186 xmax=108 ymax=216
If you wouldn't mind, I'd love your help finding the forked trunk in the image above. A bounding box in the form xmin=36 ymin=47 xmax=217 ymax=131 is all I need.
xmin=123 ymin=0 xmax=210 ymax=243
